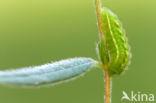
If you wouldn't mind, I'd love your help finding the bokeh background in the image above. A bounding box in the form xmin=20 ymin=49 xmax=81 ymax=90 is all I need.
xmin=0 ymin=0 xmax=155 ymax=103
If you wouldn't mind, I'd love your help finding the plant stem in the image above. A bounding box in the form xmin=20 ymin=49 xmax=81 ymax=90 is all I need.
xmin=95 ymin=0 xmax=103 ymax=38
xmin=95 ymin=0 xmax=112 ymax=103
xmin=104 ymin=67 xmax=111 ymax=103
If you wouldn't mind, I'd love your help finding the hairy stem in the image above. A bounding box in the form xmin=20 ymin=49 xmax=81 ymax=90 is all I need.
xmin=105 ymin=68 xmax=111 ymax=103
xmin=95 ymin=0 xmax=112 ymax=103
xmin=95 ymin=0 xmax=103 ymax=37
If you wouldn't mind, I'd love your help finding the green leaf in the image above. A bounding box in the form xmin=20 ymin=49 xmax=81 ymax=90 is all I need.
xmin=0 ymin=58 xmax=97 ymax=87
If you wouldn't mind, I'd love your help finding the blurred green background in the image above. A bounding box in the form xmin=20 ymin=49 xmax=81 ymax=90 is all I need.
xmin=0 ymin=0 xmax=155 ymax=103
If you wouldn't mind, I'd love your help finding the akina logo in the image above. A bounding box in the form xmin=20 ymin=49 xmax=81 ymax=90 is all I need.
xmin=121 ymin=91 xmax=154 ymax=102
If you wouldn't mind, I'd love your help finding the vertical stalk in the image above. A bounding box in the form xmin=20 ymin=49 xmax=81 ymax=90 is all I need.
xmin=105 ymin=68 xmax=111 ymax=103
xmin=95 ymin=0 xmax=112 ymax=103
xmin=95 ymin=0 xmax=103 ymax=37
